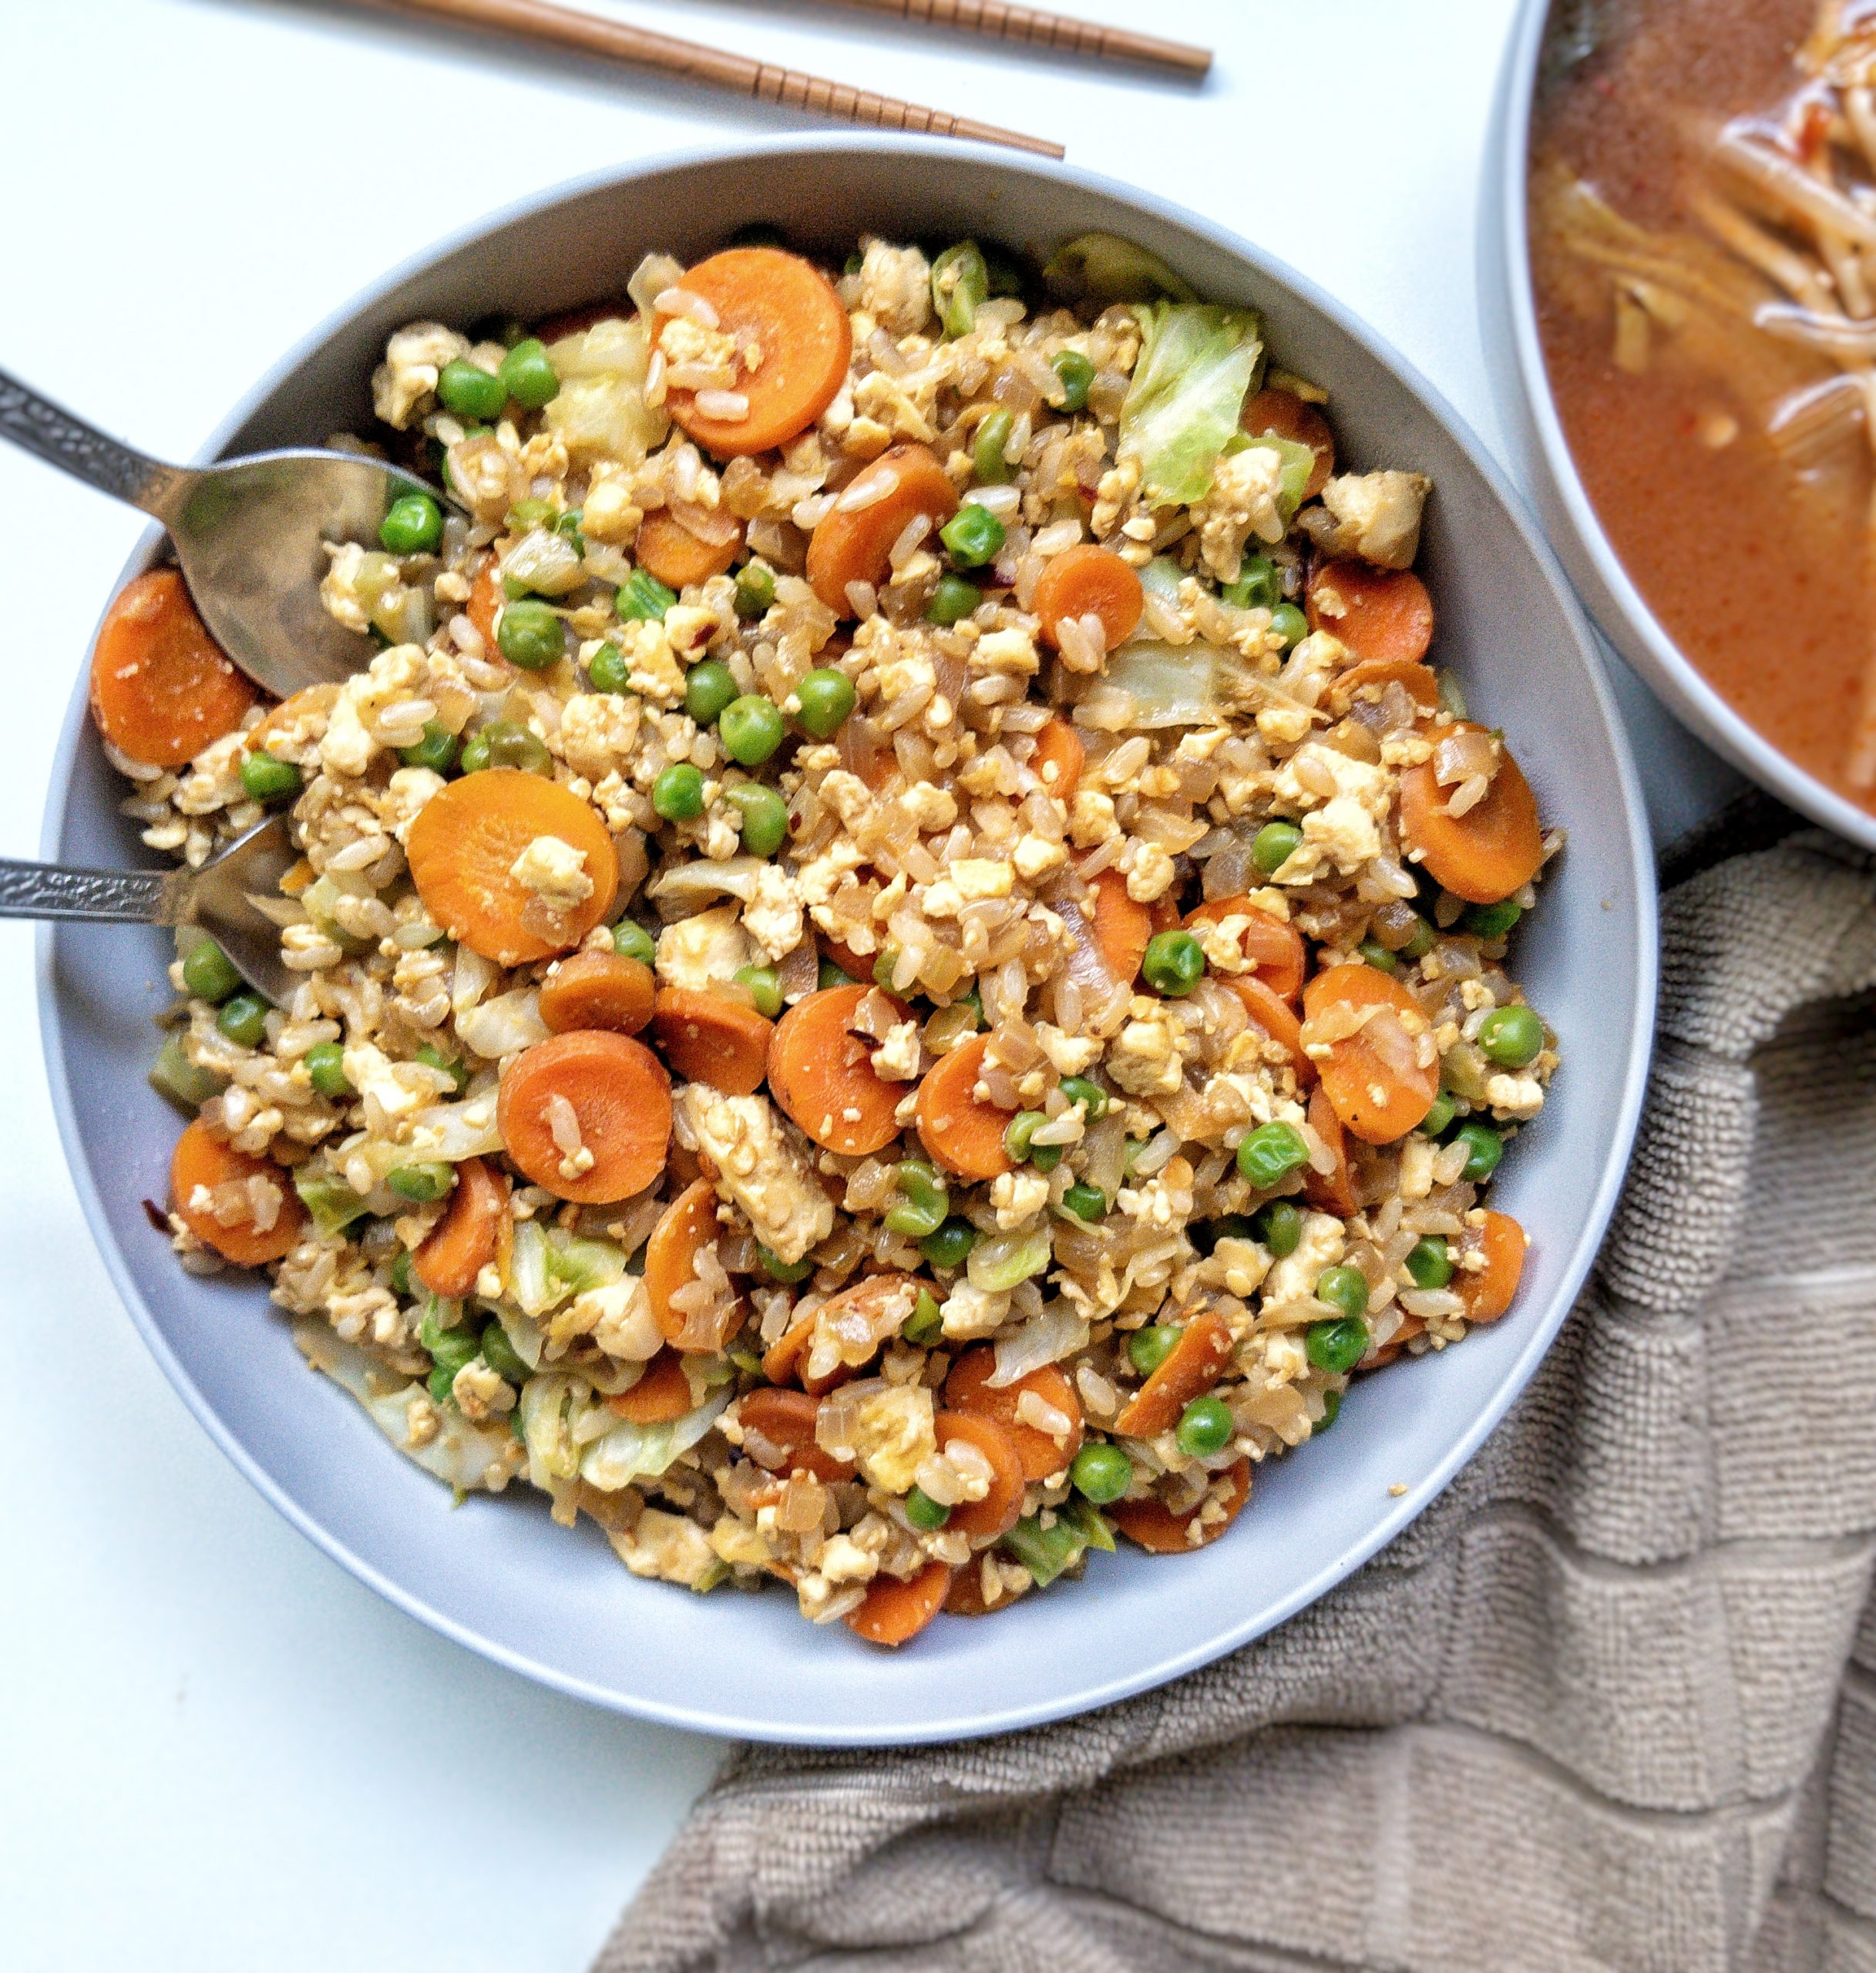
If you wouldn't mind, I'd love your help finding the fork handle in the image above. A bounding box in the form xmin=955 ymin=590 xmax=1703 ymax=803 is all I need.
xmin=0 ymin=858 xmax=173 ymax=924
xmin=0 ymin=368 xmax=188 ymax=519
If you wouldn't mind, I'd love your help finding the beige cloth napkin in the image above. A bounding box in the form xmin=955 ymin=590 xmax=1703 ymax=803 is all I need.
xmin=597 ymin=817 xmax=1876 ymax=1973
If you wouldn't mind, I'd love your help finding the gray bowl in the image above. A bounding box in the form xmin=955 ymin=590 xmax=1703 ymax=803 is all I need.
xmin=41 ymin=136 xmax=1657 ymax=1745
xmin=1479 ymin=0 xmax=1876 ymax=851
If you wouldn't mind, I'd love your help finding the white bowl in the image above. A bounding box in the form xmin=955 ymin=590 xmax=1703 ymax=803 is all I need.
xmin=42 ymin=136 xmax=1657 ymax=1744
xmin=1479 ymin=0 xmax=1876 ymax=851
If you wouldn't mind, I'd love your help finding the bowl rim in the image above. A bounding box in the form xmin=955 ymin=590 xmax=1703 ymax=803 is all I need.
xmin=38 ymin=129 xmax=1659 ymax=1743
xmin=1492 ymin=0 xmax=1876 ymax=851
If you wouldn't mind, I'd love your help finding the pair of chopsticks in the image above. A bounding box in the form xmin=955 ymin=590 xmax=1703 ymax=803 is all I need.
xmin=358 ymin=0 xmax=1212 ymax=159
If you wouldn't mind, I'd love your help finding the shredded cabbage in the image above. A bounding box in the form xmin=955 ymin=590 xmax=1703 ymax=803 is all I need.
xmin=543 ymin=317 xmax=668 ymax=466
xmin=508 ymin=1218 xmax=628 ymax=1319
xmin=1081 ymin=640 xmax=1259 ymax=728
xmin=454 ymin=987 xmax=549 ymax=1062
xmin=580 ymin=1386 xmax=731 ymax=1492
xmin=1121 ymin=303 xmax=1265 ymax=506
xmin=990 ymin=1302 xmax=1091 ymax=1386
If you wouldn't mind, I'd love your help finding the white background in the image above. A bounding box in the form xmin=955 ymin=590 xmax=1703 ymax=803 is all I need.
xmin=0 ymin=2 xmax=1726 ymax=1968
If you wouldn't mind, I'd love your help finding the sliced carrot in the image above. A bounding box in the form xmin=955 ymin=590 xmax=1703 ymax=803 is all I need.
xmin=1397 ymin=724 xmax=1545 ymax=904
xmin=1113 ymin=1309 xmax=1236 ymax=1440
xmin=768 ymin=983 xmax=905 ymax=1155
xmin=89 ymin=569 xmax=260 ymax=770
xmin=935 ymin=1411 xmax=1026 ymax=1543
xmin=914 ymin=1033 xmax=1014 ymax=1181
xmin=1185 ymin=896 xmax=1306 ymax=1002
xmin=496 ymin=1030 xmax=671 ymax=1203
xmin=1227 ymin=974 xmax=1315 ymax=1084
xmin=413 ymin=1155 xmax=511 ymax=1299
xmin=1090 ymin=869 xmax=1153 ymax=983
xmin=405 ymin=768 xmax=618 ymax=966
xmin=1370 ymin=1313 xmax=1425 ymax=1369
xmin=943 ymin=1561 xmax=1006 ymax=1618
xmin=846 ymin=1558 xmax=953 ymax=1647
xmin=944 ymin=1346 xmax=1084 ymax=1482
xmin=169 ymin=1118 xmax=305 ymax=1267
xmin=760 ymin=1308 xmax=819 ymax=1389
xmin=805 ymin=444 xmax=960 ymax=614
xmin=1457 ymin=1210 xmax=1527 ymax=1323
xmin=664 ymin=247 xmax=852 ymax=458
xmin=1326 ymin=655 xmax=1441 ymax=718
xmin=651 ymin=987 xmax=773 ymax=1097
xmin=538 ymin=950 xmax=655 ymax=1036
xmin=607 ymin=1352 xmax=697 ymax=1423
xmin=1302 ymin=963 xmax=1440 ymax=1145
xmin=1030 ymin=716 xmax=1085 ymax=802
xmin=1306 ymin=560 xmax=1434 ymax=664
xmin=645 ymin=1177 xmax=721 ymax=1346
xmin=765 ymin=1272 xmax=918 ymax=1394
xmin=1301 ymin=1084 xmax=1360 ymax=1218
xmin=1242 ymin=387 xmax=1335 ymax=500
xmin=634 ymin=508 xmax=743 ymax=591
xmin=820 ymin=931 xmax=875 ymax=985
xmin=1111 ymin=1459 xmax=1252 ymax=1554
xmin=736 ymin=1386 xmax=856 ymax=1482
xmin=466 ymin=560 xmax=503 ymax=650
xmin=1031 ymin=544 xmax=1144 ymax=654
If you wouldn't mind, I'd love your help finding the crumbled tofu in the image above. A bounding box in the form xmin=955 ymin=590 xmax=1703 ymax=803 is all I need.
xmin=452 ymin=1358 xmax=516 ymax=1423
xmin=508 ymin=833 xmax=596 ymax=912
xmin=657 ymin=905 xmax=755 ymax=991
xmin=1262 ymin=1210 xmax=1347 ymax=1304
xmin=852 ymin=237 xmax=934 ymax=335
xmin=900 ymin=782 xmax=958 ymax=832
xmin=870 ymin=1019 xmax=923 ymax=1081
xmin=1014 ymin=834 xmax=1068 ymax=882
xmin=951 ymin=859 xmax=1014 ymax=902
xmin=849 ymin=1384 xmax=936 ymax=1494
xmin=610 ymin=1508 xmax=724 ymax=1591
xmin=990 ymin=1168 xmax=1051 ymax=1229
xmin=674 ymin=1087 xmax=832 ymax=1263
xmin=742 ymin=865 xmax=805 ymax=963
xmin=1300 ymin=470 xmax=1432 ymax=570
xmin=372 ymin=321 xmax=470 ymax=429
xmin=579 ymin=1278 xmax=664 ymax=1362
xmin=1484 ymin=1072 xmax=1545 ymax=1119
xmin=940 ymin=1279 xmax=1010 ymax=1340
xmin=1192 ymin=444 xmax=1287 ymax=582
xmin=1106 ymin=1000 xmax=1188 ymax=1099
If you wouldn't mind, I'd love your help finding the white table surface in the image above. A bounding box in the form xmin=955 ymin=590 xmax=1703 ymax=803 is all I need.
xmin=0 ymin=2 xmax=1736 ymax=1966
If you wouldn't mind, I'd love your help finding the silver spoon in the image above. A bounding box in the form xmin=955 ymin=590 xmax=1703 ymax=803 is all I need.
xmin=2 ymin=817 xmax=300 ymax=1003
xmin=0 ymin=367 xmax=446 ymax=696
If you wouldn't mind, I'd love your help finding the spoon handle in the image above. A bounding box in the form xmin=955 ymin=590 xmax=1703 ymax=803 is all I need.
xmin=0 ymin=368 xmax=188 ymax=519
xmin=0 ymin=858 xmax=173 ymax=924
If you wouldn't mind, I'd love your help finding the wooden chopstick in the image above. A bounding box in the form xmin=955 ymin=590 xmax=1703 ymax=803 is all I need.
xmin=818 ymin=1 xmax=1210 ymax=77
xmin=358 ymin=0 xmax=1064 ymax=156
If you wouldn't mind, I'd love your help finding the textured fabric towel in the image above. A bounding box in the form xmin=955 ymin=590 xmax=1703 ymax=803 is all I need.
xmin=597 ymin=820 xmax=1876 ymax=1973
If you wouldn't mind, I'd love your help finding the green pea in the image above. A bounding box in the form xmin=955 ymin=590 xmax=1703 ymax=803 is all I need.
xmin=612 ymin=921 xmax=655 ymax=964
xmin=930 ymin=240 xmax=989 ymax=338
xmin=555 ymin=508 xmax=585 ymax=553
xmin=884 ymin=1161 xmax=949 ymax=1239
xmin=497 ymin=337 xmax=559 ymax=409
xmin=480 ymin=1321 xmax=530 ymax=1384
xmin=926 ymin=572 xmax=983 ymax=626
xmin=733 ymin=560 xmax=777 ymax=618
xmin=973 ymin=408 xmax=1016 ymax=484
xmin=617 ymin=569 xmax=677 ymax=622
xmin=653 ymin=762 xmax=706 ymax=821
xmin=1175 ymin=1395 xmax=1235 ymax=1458
xmin=903 ymin=1485 xmax=950 ymax=1531
xmin=388 ymin=1162 xmax=455 ymax=1203
xmin=1071 ymin=1442 xmax=1132 ymax=1505
xmin=1314 ymin=1386 xmax=1343 ymax=1434
xmin=733 ymin=964 xmax=782 ymax=1020
xmin=1316 ymin=1264 xmax=1370 ymax=1321
xmin=506 ymin=497 xmax=556 ymax=533
xmin=818 ymin=956 xmax=855 ymax=990
xmin=1128 ymin=1325 xmax=1182 ymax=1376
xmin=1464 ymin=899 xmax=1523 ymax=939
xmin=1236 ymin=1120 xmax=1310 ymax=1189
xmin=1405 ymin=1236 xmax=1453 ymax=1290
xmin=1421 ymin=1090 xmax=1457 ymax=1138
xmin=1197 ymin=1215 xmax=1257 ymax=1255
xmin=415 ymin=1043 xmax=471 ymax=1094
xmin=1306 ymin=1316 xmax=1370 ymax=1375
xmin=496 ymin=597 xmax=564 ymax=671
xmin=1057 ymin=1075 xmax=1107 ymax=1119
xmin=587 ymin=644 xmax=630 ymax=694
xmin=1269 ymin=601 xmax=1309 ymax=650
xmin=918 ymin=1218 xmax=978 ymax=1270
xmin=903 ymin=1288 xmax=945 ymax=1346
xmin=1453 ymin=1120 xmax=1503 ymax=1181
xmin=1400 ymin=916 xmax=1436 ymax=962
xmin=1222 ymin=555 xmax=1280 ymax=611
xmin=466 ymin=721 xmax=552 ymax=775
xmin=425 ymin=1322 xmax=481 ymax=1382
xmin=795 ymin=668 xmax=857 ymax=738
xmin=379 ymin=491 xmax=445 ymax=556
xmin=1358 ymin=936 xmax=1398 ymax=975
xmin=1004 ymin=1111 xmax=1047 ymax=1163
xmin=389 ymin=1249 xmax=414 ymax=1298
xmin=1052 ymin=348 xmax=1095 ymax=413
xmin=1251 ymin=1198 xmax=1303 ymax=1257
xmin=1252 ymin=820 xmax=1303 ymax=876
xmin=304 ymin=1041 xmax=351 ymax=1098
xmin=756 ymin=1245 xmax=812 ymax=1284
xmin=1479 ymin=1004 xmax=1543 ymax=1068
xmin=728 ymin=783 xmax=788 ymax=857
xmin=684 ymin=659 xmax=738 ymax=725
xmin=1060 ymin=1181 xmax=1108 ymax=1223
xmin=940 ymin=503 xmax=1006 ymax=570
xmin=217 ymin=992 xmax=270 ymax=1048
xmin=436 ymin=358 xmax=506 ymax=421
xmin=240 ymin=751 xmax=301 ymax=804
xmin=181 ymin=937 xmax=240 ymax=1004
xmin=1141 ymin=929 xmax=1205 ymax=997
xmin=398 ymin=721 xmax=459 ymax=775
xmin=458 ymin=731 xmax=490 ymax=774
xmin=719 ymin=694 xmax=785 ymax=767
